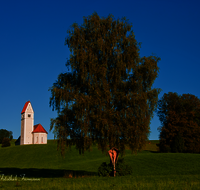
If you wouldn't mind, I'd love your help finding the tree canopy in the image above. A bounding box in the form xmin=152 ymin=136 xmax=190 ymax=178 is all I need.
xmin=0 ymin=129 xmax=13 ymax=144
xmin=49 ymin=12 xmax=161 ymax=156
xmin=157 ymin=92 xmax=200 ymax=153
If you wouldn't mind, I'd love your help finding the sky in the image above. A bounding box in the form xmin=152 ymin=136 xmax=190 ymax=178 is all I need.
xmin=1 ymin=0 xmax=200 ymax=140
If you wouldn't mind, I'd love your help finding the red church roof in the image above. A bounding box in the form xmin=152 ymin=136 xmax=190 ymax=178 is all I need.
xmin=32 ymin=124 xmax=48 ymax=134
xmin=21 ymin=101 xmax=30 ymax=114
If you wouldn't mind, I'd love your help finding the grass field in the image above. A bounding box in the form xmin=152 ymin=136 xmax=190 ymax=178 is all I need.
xmin=0 ymin=140 xmax=200 ymax=189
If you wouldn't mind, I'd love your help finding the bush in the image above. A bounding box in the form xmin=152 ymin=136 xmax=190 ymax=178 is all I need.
xmin=98 ymin=158 xmax=133 ymax=177
xmin=115 ymin=158 xmax=133 ymax=176
xmin=1 ymin=137 xmax=11 ymax=147
xmin=98 ymin=162 xmax=113 ymax=177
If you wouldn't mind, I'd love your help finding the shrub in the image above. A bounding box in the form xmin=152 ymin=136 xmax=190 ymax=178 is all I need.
xmin=115 ymin=158 xmax=133 ymax=176
xmin=1 ymin=137 xmax=11 ymax=147
xmin=98 ymin=158 xmax=133 ymax=177
xmin=98 ymin=162 xmax=113 ymax=177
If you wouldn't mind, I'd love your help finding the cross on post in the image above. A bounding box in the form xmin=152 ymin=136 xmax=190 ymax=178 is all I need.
xmin=108 ymin=147 xmax=120 ymax=177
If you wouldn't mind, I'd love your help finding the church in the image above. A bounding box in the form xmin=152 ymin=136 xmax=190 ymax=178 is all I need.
xmin=15 ymin=101 xmax=48 ymax=145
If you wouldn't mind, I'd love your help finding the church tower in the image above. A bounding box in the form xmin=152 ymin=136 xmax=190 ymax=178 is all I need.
xmin=20 ymin=101 xmax=34 ymax=145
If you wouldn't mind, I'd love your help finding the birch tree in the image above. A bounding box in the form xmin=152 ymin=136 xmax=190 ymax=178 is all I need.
xmin=49 ymin=12 xmax=161 ymax=156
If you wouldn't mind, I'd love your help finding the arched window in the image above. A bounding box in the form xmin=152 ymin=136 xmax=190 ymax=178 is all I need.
xmin=41 ymin=137 xmax=43 ymax=143
xmin=36 ymin=137 xmax=38 ymax=143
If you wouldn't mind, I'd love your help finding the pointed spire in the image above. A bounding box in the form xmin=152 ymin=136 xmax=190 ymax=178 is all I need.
xmin=21 ymin=101 xmax=30 ymax=114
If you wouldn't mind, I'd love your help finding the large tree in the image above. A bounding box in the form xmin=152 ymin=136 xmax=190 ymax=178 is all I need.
xmin=49 ymin=12 xmax=161 ymax=156
xmin=157 ymin=92 xmax=200 ymax=153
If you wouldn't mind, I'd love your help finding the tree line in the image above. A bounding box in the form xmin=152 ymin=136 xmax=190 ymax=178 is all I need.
xmin=157 ymin=92 xmax=200 ymax=153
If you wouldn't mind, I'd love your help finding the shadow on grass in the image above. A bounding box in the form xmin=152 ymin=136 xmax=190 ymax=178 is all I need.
xmin=0 ymin=168 xmax=97 ymax=178
xmin=142 ymin=150 xmax=160 ymax=153
xmin=149 ymin=150 xmax=160 ymax=153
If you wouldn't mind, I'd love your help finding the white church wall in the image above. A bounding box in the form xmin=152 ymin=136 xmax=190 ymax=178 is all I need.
xmin=24 ymin=104 xmax=34 ymax=144
xmin=33 ymin=133 xmax=47 ymax=144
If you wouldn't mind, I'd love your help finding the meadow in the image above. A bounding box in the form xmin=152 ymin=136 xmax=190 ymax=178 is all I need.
xmin=0 ymin=140 xmax=200 ymax=189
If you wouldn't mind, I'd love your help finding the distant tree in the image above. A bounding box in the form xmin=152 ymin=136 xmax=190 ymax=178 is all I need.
xmin=49 ymin=12 xmax=161 ymax=157
xmin=1 ymin=137 xmax=11 ymax=147
xmin=0 ymin=129 xmax=13 ymax=144
xmin=157 ymin=92 xmax=200 ymax=153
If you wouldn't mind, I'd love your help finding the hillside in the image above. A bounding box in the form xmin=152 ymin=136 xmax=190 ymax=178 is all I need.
xmin=0 ymin=140 xmax=200 ymax=179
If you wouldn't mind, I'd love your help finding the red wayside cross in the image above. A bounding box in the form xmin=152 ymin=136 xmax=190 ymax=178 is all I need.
xmin=108 ymin=147 xmax=120 ymax=177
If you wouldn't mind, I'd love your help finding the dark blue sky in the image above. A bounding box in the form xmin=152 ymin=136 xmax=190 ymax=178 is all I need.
xmin=1 ymin=0 xmax=200 ymax=140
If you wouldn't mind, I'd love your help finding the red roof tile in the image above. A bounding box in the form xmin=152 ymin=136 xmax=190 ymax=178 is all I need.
xmin=21 ymin=101 xmax=30 ymax=114
xmin=32 ymin=124 xmax=48 ymax=134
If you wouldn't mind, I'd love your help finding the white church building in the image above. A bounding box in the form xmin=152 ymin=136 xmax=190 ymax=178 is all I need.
xmin=16 ymin=101 xmax=48 ymax=145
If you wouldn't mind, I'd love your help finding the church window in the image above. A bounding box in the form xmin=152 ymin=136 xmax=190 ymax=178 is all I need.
xmin=41 ymin=137 xmax=43 ymax=143
xmin=28 ymin=114 xmax=31 ymax=117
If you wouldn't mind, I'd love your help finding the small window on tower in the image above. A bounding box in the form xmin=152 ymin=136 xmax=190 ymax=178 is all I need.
xmin=28 ymin=114 xmax=31 ymax=117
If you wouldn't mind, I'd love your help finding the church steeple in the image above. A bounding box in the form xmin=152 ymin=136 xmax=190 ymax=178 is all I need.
xmin=20 ymin=101 xmax=34 ymax=145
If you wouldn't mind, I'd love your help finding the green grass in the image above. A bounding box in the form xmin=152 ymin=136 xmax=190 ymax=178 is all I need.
xmin=0 ymin=140 xmax=200 ymax=189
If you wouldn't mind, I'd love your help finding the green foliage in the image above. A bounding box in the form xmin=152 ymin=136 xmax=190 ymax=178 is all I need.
xmin=1 ymin=137 xmax=11 ymax=147
xmin=98 ymin=158 xmax=132 ymax=177
xmin=98 ymin=162 xmax=113 ymax=177
xmin=115 ymin=158 xmax=133 ymax=176
xmin=49 ymin=12 xmax=161 ymax=156
xmin=0 ymin=129 xmax=13 ymax=144
xmin=157 ymin=92 xmax=200 ymax=153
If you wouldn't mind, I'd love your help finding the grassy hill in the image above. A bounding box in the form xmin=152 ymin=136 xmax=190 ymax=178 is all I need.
xmin=0 ymin=140 xmax=200 ymax=189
